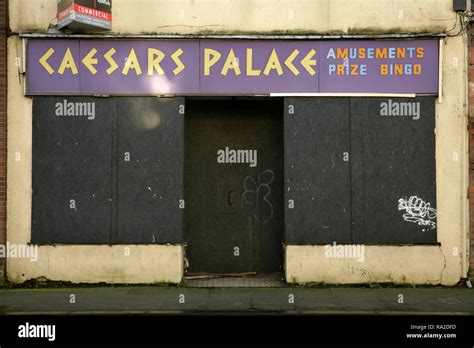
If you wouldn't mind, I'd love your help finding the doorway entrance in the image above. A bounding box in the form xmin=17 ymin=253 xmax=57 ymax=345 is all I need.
xmin=184 ymin=98 xmax=284 ymax=275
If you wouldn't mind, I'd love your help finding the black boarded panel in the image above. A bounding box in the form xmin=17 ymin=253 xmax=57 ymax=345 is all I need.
xmin=351 ymin=97 xmax=437 ymax=244
xmin=284 ymin=98 xmax=351 ymax=244
xmin=116 ymin=97 xmax=184 ymax=244
xmin=32 ymin=97 xmax=113 ymax=244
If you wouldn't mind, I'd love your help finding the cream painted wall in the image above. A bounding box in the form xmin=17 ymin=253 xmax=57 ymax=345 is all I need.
xmin=6 ymin=0 xmax=469 ymax=284
xmin=286 ymin=245 xmax=448 ymax=284
xmin=10 ymin=0 xmax=456 ymax=35
xmin=286 ymin=35 xmax=468 ymax=286
xmin=7 ymin=38 xmax=183 ymax=284
xmin=7 ymin=245 xmax=184 ymax=284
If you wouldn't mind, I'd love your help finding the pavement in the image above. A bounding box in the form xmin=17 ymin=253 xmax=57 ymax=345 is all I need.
xmin=1 ymin=285 xmax=474 ymax=315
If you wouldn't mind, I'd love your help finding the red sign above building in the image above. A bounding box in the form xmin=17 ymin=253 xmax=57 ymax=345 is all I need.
xmin=57 ymin=0 xmax=112 ymax=32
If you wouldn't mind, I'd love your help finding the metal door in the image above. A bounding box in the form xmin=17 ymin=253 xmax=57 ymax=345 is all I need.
xmin=185 ymin=99 xmax=283 ymax=274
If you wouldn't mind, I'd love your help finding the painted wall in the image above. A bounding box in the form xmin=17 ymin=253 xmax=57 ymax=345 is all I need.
xmin=0 ymin=0 xmax=6 ymax=285
xmin=9 ymin=0 xmax=456 ymax=35
xmin=6 ymin=0 xmax=469 ymax=284
xmin=285 ymin=34 xmax=468 ymax=286
xmin=468 ymin=27 xmax=474 ymax=281
xmin=7 ymin=245 xmax=184 ymax=284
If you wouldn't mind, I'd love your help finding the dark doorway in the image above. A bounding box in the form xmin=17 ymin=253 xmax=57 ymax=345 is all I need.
xmin=184 ymin=98 xmax=284 ymax=274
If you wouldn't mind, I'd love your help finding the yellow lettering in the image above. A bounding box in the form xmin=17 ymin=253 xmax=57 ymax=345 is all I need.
xmin=337 ymin=48 xmax=348 ymax=59
xmin=39 ymin=48 xmax=55 ymax=75
xmin=246 ymin=48 xmax=261 ymax=76
xmin=221 ymin=49 xmax=241 ymax=76
xmin=82 ymin=48 xmax=98 ymax=75
xmin=58 ymin=48 xmax=78 ymax=75
xmin=148 ymin=48 xmax=165 ymax=75
xmin=204 ymin=48 xmax=221 ymax=76
xmin=397 ymin=48 xmax=406 ymax=59
xmin=122 ymin=48 xmax=142 ymax=76
xmin=284 ymin=49 xmax=300 ymax=76
xmin=351 ymin=64 xmax=359 ymax=76
xmin=414 ymin=64 xmax=421 ymax=75
xmin=104 ymin=48 xmax=118 ymax=75
xmin=301 ymin=49 xmax=317 ymax=76
xmin=263 ymin=49 xmax=283 ymax=76
xmin=416 ymin=47 xmax=424 ymax=59
xmin=376 ymin=48 xmax=387 ymax=59
xmin=171 ymin=48 xmax=185 ymax=75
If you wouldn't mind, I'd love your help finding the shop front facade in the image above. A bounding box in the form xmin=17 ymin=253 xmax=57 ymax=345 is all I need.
xmin=4 ymin=0 xmax=470 ymax=285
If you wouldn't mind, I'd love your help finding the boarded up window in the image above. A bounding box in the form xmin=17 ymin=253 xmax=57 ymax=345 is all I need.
xmin=32 ymin=97 xmax=184 ymax=244
xmin=284 ymin=97 xmax=437 ymax=244
xmin=115 ymin=98 xmax=184 ymax=244
xmin=284 ymin=98 xmax=352 ymax=244
xmin=350 ymin=97 xmax=437 ymax=244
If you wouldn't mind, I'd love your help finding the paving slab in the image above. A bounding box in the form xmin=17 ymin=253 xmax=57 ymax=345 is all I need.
xmin=0 ymin=287 xmax=473 ymax=315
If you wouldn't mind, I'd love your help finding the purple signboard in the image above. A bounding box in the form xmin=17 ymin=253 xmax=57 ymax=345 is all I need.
xmin=319 ymin=40 xmax=439 ymax=93
xmin=199 ymin=41 xmax=319 ymax=94
xmin=28 ymin=39 xmax=200 ymax=95
xmin=26 ymin=39 xmax=439 ymax=95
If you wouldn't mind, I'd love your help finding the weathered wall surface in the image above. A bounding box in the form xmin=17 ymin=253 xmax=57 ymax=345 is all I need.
xmin=468 ymin=26 xmax=474 ymax=281
xmin=6 ymin=34 xmax=184 ymax=284
xmin=7 ymin=245 xmax=184 ymax=284
xmin=286 ymin=245 xmax=448 ymax=285
xmin=287 ymin=33 xmax=468 ymax=286
xmin=6 ymin=0 xmax=469 ymax=284
xmin=9 ymin=0 xmax=458 ymax=35
xmin=0 ymin=0 xmax=6 ymax=285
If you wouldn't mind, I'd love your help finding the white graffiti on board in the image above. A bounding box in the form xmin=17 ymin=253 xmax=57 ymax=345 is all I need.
xmin=397 ymin=196 xmax=437 ymax=230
